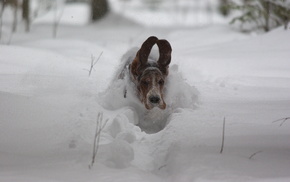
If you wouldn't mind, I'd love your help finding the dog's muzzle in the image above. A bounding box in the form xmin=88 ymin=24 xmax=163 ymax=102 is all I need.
xmin=149 ymin=95 xmax=160 ymax=104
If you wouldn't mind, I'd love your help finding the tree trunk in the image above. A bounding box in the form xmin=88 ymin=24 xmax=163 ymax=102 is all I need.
xmin=219 ymin=0 xmax=230 ymax=16
xmin=22 ymin=0 xmax=30 ymax=32
xmin=12 ymin=1 xmax=18 ymax=32
xmin=91 ymin=0 xmax=109 ymax=21
xmin=0 ymin=2 xmax=5 ymax=39
xmin=263 ymin=1 xmax=270 ymax=32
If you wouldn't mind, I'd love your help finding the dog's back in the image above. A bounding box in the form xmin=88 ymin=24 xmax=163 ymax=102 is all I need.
xmin=116 ymin=47 xmax=138 ymax=80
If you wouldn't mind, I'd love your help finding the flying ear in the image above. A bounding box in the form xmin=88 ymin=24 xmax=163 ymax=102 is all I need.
xmin=130 ymin=36 xmax=158 ymax=80
xmin=138 ymin=36 xmax=158 ymax=65
xmin=157 ymin=39 xmax=172 ymax=68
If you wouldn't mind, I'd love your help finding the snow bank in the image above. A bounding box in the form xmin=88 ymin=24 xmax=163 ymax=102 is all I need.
xmin=99 ymin=47 xmax=199 ymax=133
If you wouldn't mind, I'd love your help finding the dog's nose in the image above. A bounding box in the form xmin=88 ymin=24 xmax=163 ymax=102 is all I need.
xmin=149 ymin=96 xmax=160 ymax=104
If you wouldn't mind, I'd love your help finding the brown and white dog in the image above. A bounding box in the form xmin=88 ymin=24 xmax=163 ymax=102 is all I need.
xmin=126 ymin=36 xmax=172 ymax=110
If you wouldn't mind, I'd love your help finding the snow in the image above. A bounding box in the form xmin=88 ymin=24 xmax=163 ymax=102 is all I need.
xmin=1 ymin=2 xmax=290 ymax=182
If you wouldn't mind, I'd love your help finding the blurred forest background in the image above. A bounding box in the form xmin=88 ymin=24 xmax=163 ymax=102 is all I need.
xmin=0 ymin=0 xmax=289 ymax=40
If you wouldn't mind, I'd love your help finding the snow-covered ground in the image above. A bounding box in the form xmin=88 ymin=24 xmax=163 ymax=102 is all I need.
xmin=1 ymin=2 xmax=290 ymax=182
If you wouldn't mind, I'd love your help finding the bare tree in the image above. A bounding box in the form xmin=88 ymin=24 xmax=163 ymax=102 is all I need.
xmin=22 ymin=0 xmax=30 ymax=32
xmin=264 ymin=1 xmax=271 ymax=32
xmin=53 ymin=0 xmax=65 ymax=38
xmin=0 ymin=1 xmax=5 ymax=40
xmin=219 ymin=0 xmax=230 ymax=16
xmin=0 ymin=0 xmax=18 ymax=40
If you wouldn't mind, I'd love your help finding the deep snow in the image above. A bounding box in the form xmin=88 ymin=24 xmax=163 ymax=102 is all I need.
xmin=1 ymin=2 xmax=290 ymax=182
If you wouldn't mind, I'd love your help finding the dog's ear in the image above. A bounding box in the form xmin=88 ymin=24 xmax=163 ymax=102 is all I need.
xmin=157 ymin=39 xmax=172 ymax=68
xmin=138 ymin=36 xmax=158 ymax=65
xmin=131 ymin=36 xmax=158 ymax=80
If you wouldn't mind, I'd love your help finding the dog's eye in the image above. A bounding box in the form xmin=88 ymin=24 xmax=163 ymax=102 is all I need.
xmin=158 ymin=79 xmax=164 ymax=85
xmin=141 ymin=80 xmax=149 ymax=86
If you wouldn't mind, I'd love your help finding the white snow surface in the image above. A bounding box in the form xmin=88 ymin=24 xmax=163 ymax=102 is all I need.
xmin=1 ymin=3 xmax=290 ymax=182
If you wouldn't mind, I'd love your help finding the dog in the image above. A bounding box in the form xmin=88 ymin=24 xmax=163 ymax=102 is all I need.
xmin=120 ymin=36 xmax=172 ymax=110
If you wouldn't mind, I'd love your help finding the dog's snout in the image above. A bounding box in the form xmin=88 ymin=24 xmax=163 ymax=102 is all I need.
xmin=149 ymin=96 xmax=160 ymax=104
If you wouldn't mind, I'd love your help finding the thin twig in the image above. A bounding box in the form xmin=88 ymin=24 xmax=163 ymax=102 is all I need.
xmin=272 ymin=117 xmax=290 ymax=127
xmin=220 ymin=117 xmax=226 ymax=154
xmin=88 ymin=51 xmax=103 ymax=76
xmin=0 ymin=3 xmax=4 ymax=41
xmin=249 ymin=151 xmax=262 ymax=160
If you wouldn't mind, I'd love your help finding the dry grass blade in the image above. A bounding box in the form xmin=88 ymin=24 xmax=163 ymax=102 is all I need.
xmin=220 ymin=117 xmax=226 ymax=154
xmin=249 ymin=151 xmax=262 ymax=160
xmin=89 ymin=112 xmax=108 ymax=169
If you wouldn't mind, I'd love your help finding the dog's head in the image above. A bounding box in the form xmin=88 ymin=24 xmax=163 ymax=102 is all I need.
xmin=130 ymin=36 xmax=172 ymax=110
